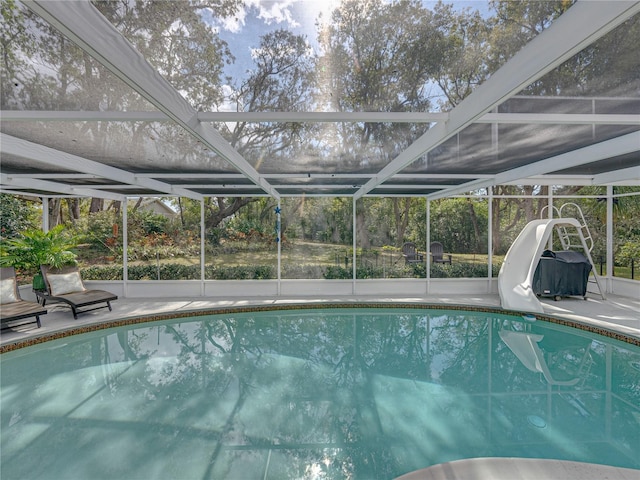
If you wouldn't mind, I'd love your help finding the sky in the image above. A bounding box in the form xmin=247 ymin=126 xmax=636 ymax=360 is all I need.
xmin=210 ymin=0 xmax=340 ymax=80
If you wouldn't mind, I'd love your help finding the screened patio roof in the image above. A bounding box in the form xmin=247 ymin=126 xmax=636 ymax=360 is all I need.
xmin=1 ymin=0 xmax=639 ymax=202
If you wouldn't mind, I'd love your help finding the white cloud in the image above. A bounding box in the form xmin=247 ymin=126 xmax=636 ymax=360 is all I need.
xmin=216 ymin=0 xmax=341 ymax=33
xmin=216 ymin=7 xmax=247 ymax=33
xmin=256 ymin=0 xmax=299 ymax=27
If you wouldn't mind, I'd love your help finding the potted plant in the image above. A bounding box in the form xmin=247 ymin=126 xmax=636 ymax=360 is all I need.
xmin=0 ymin=225 xmax=78 ymax=290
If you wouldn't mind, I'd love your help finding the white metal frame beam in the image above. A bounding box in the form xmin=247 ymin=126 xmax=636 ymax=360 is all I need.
xmin=594 ymin=165 xmax=640 ymax=185
xmin=24 ymin=0 xmax=279 ymax=200
xmin=353 ymin=0 xmax=640 ymax=199
xmin=4 ymin=110 xmax=639 ymax=126
xmin=427 ymin=131 xmax=640 ymax=199
xmin=477 ymin=113 xmax=640 ymax=125
xmin=1 ymin=133 xmax=202 ymax=200
xmin=1 ymin=174 xmax=126 ymax=201
xmin=0 ymin=110 xmax=445 ymax=123
xmin=137 ymin=173 xmax=492 ymax=180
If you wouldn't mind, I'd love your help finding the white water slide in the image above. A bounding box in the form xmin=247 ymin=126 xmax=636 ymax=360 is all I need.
xmin=498 ymin=218 xmax=605 ymax=313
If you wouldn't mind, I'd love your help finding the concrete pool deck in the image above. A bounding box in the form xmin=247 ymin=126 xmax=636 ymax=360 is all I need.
xmin=397 ymin=457 xmax=640 ymax=480
xmin=1 ymin=292 xmax=638 ymax=348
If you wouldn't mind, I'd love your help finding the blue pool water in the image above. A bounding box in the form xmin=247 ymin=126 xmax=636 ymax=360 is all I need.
xmin=1 ymin=308 xmax=639 ymax=479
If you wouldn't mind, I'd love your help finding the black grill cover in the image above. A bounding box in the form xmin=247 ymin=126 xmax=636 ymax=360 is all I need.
xmin=533 ymin=250 xmax=592 ymax=298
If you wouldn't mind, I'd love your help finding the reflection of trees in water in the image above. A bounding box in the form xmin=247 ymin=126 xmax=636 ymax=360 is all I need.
xmin=429 ymin=314 xmax=490 ymax=390
xmin=60 ymin=310 xmax=640 ymax=478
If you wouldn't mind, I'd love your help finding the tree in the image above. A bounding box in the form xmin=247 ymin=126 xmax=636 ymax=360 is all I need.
xmin=204 ymin=197 xmax=257 ymax=230
xmin=207 ymin=29 xmax=316 ymax=232
xmin=317 ymin=0 xmax=446 ymax=247
xmin=223 ymin=29 xmax=315 ymax=152
xmin=432 ymin=2 xmax=491 ymax=108
xmin=430 ymin=197 xmax=488 ymax=254
xmin=490 ymin=185 xmax=548 ymax=255
xmin=487 ymin=0 xmax=573 ymax=72
xmin=1 ymin=0 xmax=37 ymax=109
xmin=562 ymin=186 xmax=640 ymax=264
xmin=317 ymin=0 xmax=441 ymax=150
xmin=2 ymin=0 xmax=243 ymax=226
xmin=393 ymin=198 xmax=414 ymax=247
xmin=0 ymin=194 xmax=38 ymax=239
xmin=95 ymin=0 xmax=239 ymax=111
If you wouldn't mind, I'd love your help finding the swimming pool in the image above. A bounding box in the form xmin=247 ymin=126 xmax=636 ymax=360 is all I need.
xmin=1 ymin=307 xmax=639 ymax=479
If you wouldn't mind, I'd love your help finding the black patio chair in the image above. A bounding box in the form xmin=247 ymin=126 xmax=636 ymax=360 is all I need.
xmin=402 ymin=242 xmax=424 ymax=265
xmin=39 ymin=265 xmax=117 ymax=319
xmin=430 ymin=242 xmax=452 ymax=264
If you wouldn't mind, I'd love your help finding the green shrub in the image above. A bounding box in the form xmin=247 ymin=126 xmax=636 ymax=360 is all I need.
xmin=0 ymin=225 xmax=78 ymax=275
xmin=323 ymin=266 xmax=351 ymax=279
xmin=282 ymin=265 xmax=324 ymax=279
xmin=82 ymin=264 xmax=202 ymax=281
xmin=81 ymin=265 xmax=123 ymax=280
xmin=617 ymin=238 xmax=640 ymax=266
xmin=207 ymin=227 xmax=224 ymax=246
xmin=253 ymin=265 xmax=275 ymax=279
xmin=131 ymin=209 xmax=169 ymax=235
xmin=430 ymin=262 xmax=501 ymax=278
xmin=0 ymin=194 xmax=37 ymax=239
xmin=356 ymin=264 xmax=382 ymax=279
xmin=80 ymin=261 xmax=503 ymax=281
xmin=74 ymin=210 xmax=120 ymax=253
xmin=207 ymin=265 xmax=274 ymax=280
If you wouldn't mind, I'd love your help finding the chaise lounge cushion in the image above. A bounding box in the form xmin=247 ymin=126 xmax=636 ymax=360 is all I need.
xmin=47 ymin=289 xmax=116 ymax=307
xmin=1 ymin=299 xmax=48 ymax=322
xmin=47 ymin=271 xmax=86 ymax=296
xmin=1 ymin=278 xmax=19 ymax=304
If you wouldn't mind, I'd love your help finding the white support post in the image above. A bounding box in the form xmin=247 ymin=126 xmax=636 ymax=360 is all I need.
xmin=606 ymin=185 xmax=613 ymax=291
xmin=42 ymin=196 xmax=49 ymax=232
xmin=547 ymin=188 xmax=554 ymax=250
xmin=200 ymin=198 xmax=205 ymax=296
xmin=123 ymin=197 xmax=128 ymax=296
xmin=488 ymin=187 xmax=493 ymax=291
xmin=426 ymin=199 xmax=431 ymax=293
xmin=352 ymin=198 xmax=357 ymax=294
xmin=277 ymin=201 xmax=282 ymax=295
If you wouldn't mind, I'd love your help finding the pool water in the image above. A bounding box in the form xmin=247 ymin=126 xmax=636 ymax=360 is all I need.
xmin=1 ymin=308 xmax=639 ymax=479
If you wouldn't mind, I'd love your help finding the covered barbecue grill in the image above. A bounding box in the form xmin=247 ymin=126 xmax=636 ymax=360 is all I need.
xmin=533 ymin=250 xmax=592 ymax=301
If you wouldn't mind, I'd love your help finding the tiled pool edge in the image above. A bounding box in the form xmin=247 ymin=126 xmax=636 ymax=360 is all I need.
xmin=1 ymin=302 xmax=638 ymax=354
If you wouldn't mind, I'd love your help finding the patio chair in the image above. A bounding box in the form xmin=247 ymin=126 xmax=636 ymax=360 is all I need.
xmin=39 ymin=265 xmax=117 ymax=319
xmin=1 ymin=267 xmax=47 ymax=329
xmin=402 ymin=242 xmax=424 ymax=265
xmin=430 ymin=241 xmax=452 ymax=264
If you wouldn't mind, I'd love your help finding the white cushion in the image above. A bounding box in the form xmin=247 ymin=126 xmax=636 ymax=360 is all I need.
xmin=47 ymin=271 xmax=86 ymax=296
xmin=0 ymin=278 xmax=19 ymax=304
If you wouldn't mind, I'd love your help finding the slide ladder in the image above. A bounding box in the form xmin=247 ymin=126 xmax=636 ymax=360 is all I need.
xmin=540 ymin=204 xmax=605 ymax=300
xmin=541 ymin=203 xmax=593 ymax=252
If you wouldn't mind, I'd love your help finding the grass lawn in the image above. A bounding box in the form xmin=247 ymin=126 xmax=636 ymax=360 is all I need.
xmin=124 ymin=241 xmax=505 ymax=268
xmin=81 ymin=240 xmax=637 ymax=280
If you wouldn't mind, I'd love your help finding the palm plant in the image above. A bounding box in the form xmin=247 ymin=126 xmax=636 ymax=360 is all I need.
xmin=0 ymin=225 xmax=78 ymax=289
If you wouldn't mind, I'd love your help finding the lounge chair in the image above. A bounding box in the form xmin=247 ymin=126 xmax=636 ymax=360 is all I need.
xmin=39 ymin=265 xmax=117 ymax=319
xmin=430 ymin=241 xmax=452 ymax=264
xmin=402 ymin=242 xmax=424 ymax=265
xmin=1 ymin=267 xmax=47 ymax=329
